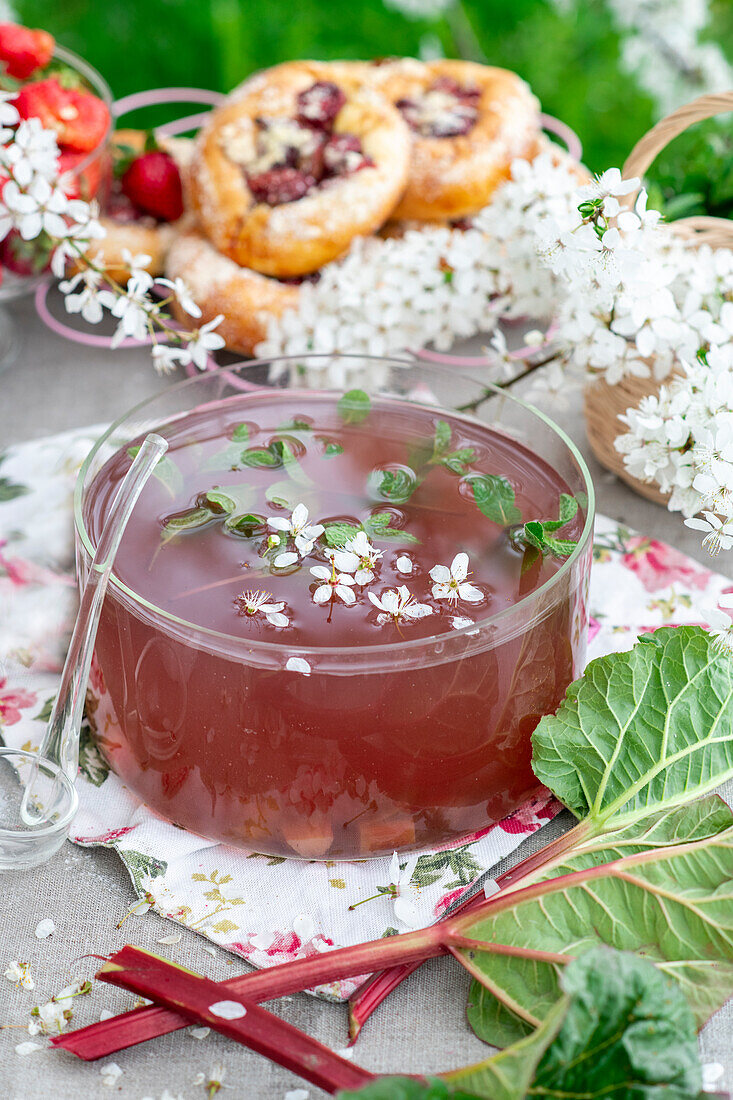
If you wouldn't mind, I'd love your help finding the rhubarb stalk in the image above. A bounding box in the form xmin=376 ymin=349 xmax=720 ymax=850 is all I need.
xmin=54 ymin=821 xmax=588 ymax=1062
xmin=94 ymin=945 xmax=374 ymax=1095
xmin=52 ymin=922 xmax=447 ymax=1060
xmin=348 ymin=818 xmax=582 ymax=1041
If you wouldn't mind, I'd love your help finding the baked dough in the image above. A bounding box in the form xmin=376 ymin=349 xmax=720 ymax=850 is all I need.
xmin=363 ymin=58 xmax=541 ymax=220
xmin=165 ymin=229 xmax=300 ymax=355
xmin=188 ymin=61 xmax=411 ymax=277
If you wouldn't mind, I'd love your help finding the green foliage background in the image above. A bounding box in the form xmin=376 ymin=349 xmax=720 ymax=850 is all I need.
xmin=15 ymin=0 xmax=733 ymax=189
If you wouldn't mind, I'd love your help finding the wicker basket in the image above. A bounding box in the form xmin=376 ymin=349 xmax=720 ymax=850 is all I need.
xmin=583 ymin=91 xmax=733 ymax=505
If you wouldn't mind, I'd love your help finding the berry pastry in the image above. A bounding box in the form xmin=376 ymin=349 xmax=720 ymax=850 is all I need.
xmin=364 ymin=58 xmax=541 ymax=220
xmin=189 ymin=61 xmax=410 ymax=277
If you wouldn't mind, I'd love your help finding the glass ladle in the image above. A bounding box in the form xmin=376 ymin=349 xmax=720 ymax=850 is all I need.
xmin=0 ymin=433 xmax=167 ymax=871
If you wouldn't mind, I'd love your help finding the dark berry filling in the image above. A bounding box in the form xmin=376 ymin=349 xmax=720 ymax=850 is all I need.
xmin=397 ymin=78 xmax=481 ymax=138
xmin=244 ymin=82 xmax=373 ymax=207
xmin=296 ymin=81 xmax=346 ymax=128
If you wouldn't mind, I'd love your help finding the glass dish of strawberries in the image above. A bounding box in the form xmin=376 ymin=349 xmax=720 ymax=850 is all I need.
xmin=0 ymin=23 xmax=112 ymax=301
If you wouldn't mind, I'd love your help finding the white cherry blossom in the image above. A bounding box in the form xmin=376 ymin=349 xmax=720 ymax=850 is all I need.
xmin=178 ymin=315 xmax=226 ymax=370
xmin=151 ymin=343 xmax=186 ymax=375
xmin=236 ymin=590 xmax=289 ymax=627
xmin=310 ymin=565 xmax=356 ymax=606
xmin=704 ymin=594 xmax=733 ymax=656
xmin=4 ymin=961 xmax=34 ymax=989
xmin=330 ymin=531 xmax=382 ymax=584
xmin=388 ymin=851 xmax=421 ymax=928
xmin=156 ymin=275 xmax=202 ymax=317
xmin=368 ymin=585 xmax=432 ymax=626
xmin=685 ymin=512 xmax=733 ymax=556
xmin=430 ymin=553 xmax=482 ymax=603
xmin=59 ymin=268 xmax=105 ymax=324
xmin=268 ymin=503 xmax=324 ymax=566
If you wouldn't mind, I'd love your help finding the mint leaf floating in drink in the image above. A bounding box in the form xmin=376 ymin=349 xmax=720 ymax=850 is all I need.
xmin=338 ymin=389 xmax=371 ymax=424
xmin=428 ymin=420 xmax=476 ymax=476
xmin=365 ymin=512 xmax=420 ymax=544
xmin=241 ymin=443 xmax=286 ymax=469
xmin=372 ymin=466 xmax=419 ymax=504
xmin=470 ymin=474 xmax=522 ymax=525
xmin=201 ymin=423 xmax=250 ymax=472
xmin=128 ymin=445 xmax=183 ymax=500
xmin=324 ymin=441 xmax=344 ymax=457
xmin=160 ymin=505 xmax=215 ymax=543
xmin=511 ymin=493 xmax=579 ymax=560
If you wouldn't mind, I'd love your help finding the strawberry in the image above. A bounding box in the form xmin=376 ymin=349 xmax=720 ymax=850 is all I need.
xmin=0 ymin=23 xmax=54 ymax=80
xmin=57 ymin=148 xmax=105 ymax=202
xmin=121 ymin=150 xmax=184 ymax=222
xmin=15 ymin=77 xmax=110 ymax=152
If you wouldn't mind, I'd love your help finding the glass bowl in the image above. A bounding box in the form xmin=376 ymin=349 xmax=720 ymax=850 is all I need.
xmin=74 ymin=356 xmax=594 ymax=859
xmin=0 ymin=44 xmax=113 ymax=365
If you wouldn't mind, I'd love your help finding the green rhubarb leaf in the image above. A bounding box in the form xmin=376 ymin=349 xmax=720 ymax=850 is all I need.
xmin=128 ymin=446 xmax=183 ymax=500
xmin=338 ymin=389 xmax=371 ymax=424
xmin=450 ymin=821 xmax=733 ymax=1037
xmin=466 ymin=797 xmax=733 ymax=1046
xmin=338 ymin=1077 xmax=482 ymax=1099
xmin=452 ymin=949 xmax=701 ymax=1100
xmin=470 ymin=475 xmax=521 ymax=525
xmin=532 ymin=626 xmax=733 ymax=828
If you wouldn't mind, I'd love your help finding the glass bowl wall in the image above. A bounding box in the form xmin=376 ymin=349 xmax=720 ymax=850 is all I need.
xmin=74 ymin=356 xmax=595 ymax=859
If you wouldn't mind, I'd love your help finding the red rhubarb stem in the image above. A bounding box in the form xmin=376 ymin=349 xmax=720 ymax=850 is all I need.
xmin=95 ymin=945 xmax=374 ymax=1095
xmin=347 ymin=816 xmax=588 ymax=1040
xmin=52 ymin=922 xmax=447 ymax=1061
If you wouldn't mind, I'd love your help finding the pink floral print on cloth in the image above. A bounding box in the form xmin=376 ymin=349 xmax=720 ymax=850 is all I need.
xmin=0 ymin=426 xmax=730 ymax=1001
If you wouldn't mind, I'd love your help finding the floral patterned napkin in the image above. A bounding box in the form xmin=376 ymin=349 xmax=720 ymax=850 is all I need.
xmin=0 ymin=426 xmax=729 ymax=1000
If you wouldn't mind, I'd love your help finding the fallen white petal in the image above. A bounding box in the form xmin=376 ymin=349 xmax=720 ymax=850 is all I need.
xmin=285 ymin=1091 xmax=310 ymax=1100
xmin=202 ymin=944 xmax=217 ymax=957
xmin=100 ymin=1061 xmax=123 ymax=1086
xmin=702 ymin=1063 xmax=725 ymax=1090
xmin=99 ymin=1009 xmax=115 ymax=1021
xmin=286 ymin=657 xmax=311 ymax=676
xmin=34 ymin=919 xmax=55 ymax=940
xmin=209 ymin=999 xmax=247 ymax=1019
xmin=15 ymin=1041 xmax=43 ymax=1056
xmin=250 ymin=930 xmax=276 ymax=950
xmin=189 ymin=1026 xmax=210 ymax=1039
xmin=156 ymin=933 xmax=183 ymax=945
xmin=483 ymin=879 xmax=500 ymax=899
xmin=395 ymin=555 xmax=413 ymax=573
xmin=334 ymin=1046 xmax=354 ymax=1059
xmin=293 ymin=914 xmax=315 ymax=942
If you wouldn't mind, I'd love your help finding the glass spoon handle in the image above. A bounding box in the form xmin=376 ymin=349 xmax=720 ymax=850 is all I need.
xmin=21 ymin=433 xmax=167 ymax=822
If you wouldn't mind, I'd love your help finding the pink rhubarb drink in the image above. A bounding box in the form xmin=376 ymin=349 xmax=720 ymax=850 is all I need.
xmin=77 ymin=360 xmax=593 ymax=858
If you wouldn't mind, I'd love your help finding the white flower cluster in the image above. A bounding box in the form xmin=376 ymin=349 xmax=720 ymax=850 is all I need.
xmin=536 ymin=164 xmax=733 ymax=555
xmin=606 ymin=0 xmax=733 ymax=116
xmin=257 ymin=224 xmax=505 ymax=374
xmin=0 ymin=94 xmax=222 ymax=373
xmin=259 ymin=150 xmax=584 ymax=390
xmin=616 ymin=342 xmax=733 ymax=544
